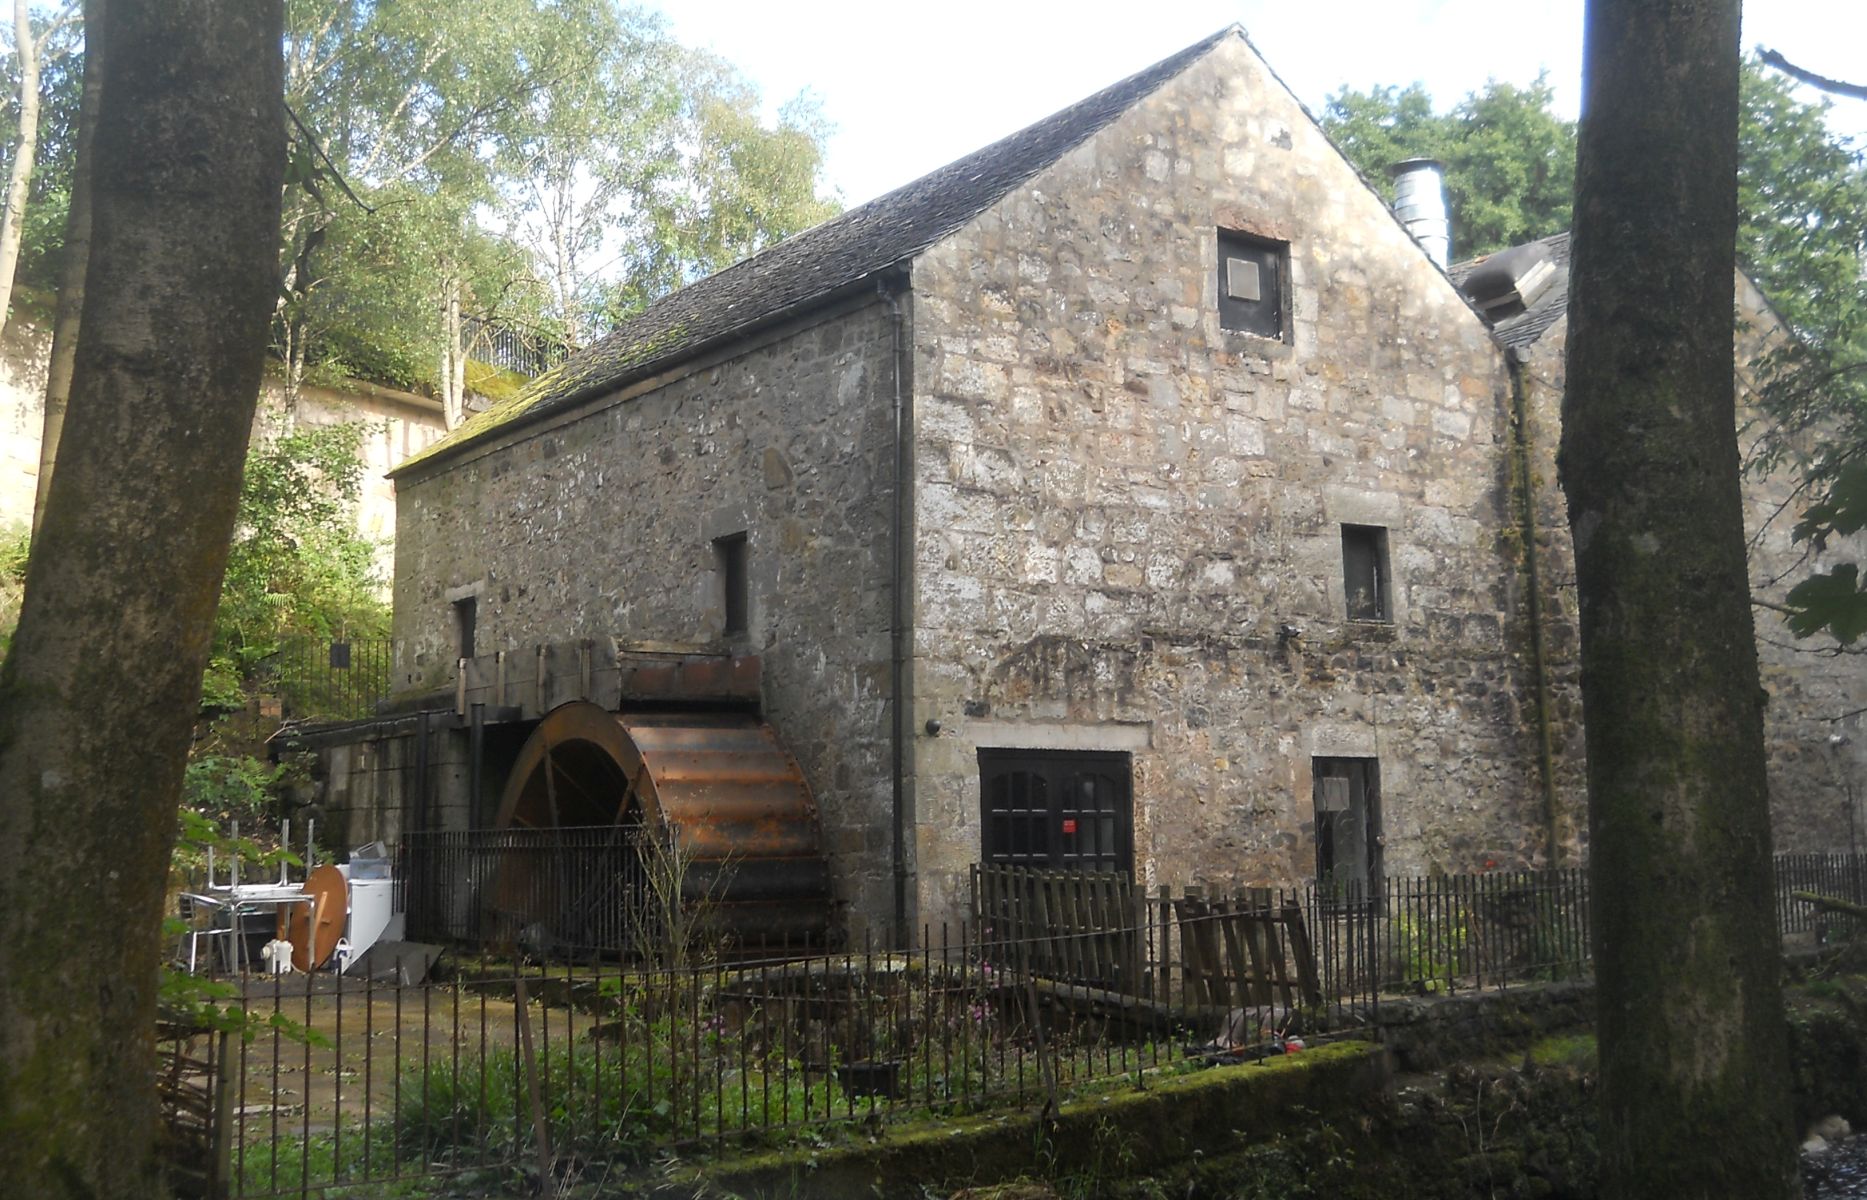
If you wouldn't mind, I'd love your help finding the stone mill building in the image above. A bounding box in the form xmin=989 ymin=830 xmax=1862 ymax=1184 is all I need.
xmin=298 ymin=26 xmax=1867 ymax=943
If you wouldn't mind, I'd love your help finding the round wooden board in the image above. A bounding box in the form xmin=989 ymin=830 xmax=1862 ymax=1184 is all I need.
xmin=280 ymin=865 xmax=348 ymax=972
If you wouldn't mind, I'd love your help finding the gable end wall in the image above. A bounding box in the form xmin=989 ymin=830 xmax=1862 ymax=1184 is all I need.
xmin=903 ymin=36 xmax=1540 ymax=927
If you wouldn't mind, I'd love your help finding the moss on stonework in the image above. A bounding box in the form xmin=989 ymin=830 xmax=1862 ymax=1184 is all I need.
xmin=1785 ymin=970 xmax=1867 ymax=1132
xmin=612 ymin=976 xmax=1867 ymax=1198
xmin=396 ymin=320 xmax=693 ymax=476
xmin=464 ymin=359 xmax=528 ymax=406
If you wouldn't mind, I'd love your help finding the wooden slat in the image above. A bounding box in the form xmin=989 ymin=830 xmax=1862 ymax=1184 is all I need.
xmin=1281 ymin=901 xmax=1323 ymax=1008
xmin=1215 ymin=899 xmax=1256 ymax=1008
xmin=1032 ymin=874 xmax=1056 ymax=981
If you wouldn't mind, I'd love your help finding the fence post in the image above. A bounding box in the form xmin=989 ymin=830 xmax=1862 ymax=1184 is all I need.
xmin=209 ymin=1029 xmax=234 ymax=1200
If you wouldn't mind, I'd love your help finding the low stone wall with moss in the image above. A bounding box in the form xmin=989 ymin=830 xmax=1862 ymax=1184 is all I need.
xmin=657 ymin=1042 xmax=1388 ymax=1200
xmin=1376 ymin=980 xmax=1595 ymax=1072
xmin=648 ymin=970 xmax=1867 ymax=1199
xmin=1788 ymin=972 xmax=1867 ymax=1135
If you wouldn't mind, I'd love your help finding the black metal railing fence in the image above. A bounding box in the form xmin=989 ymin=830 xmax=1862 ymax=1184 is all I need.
xmin=401 ymin=825 xmax=653 ymax=956
xmin=462 ymin=314 xmax=573 ymax=379
xmin=262 ymin=637 xmax=394 ymax=723
xmin=187 ymin=850 xmax=1867 ymax=1198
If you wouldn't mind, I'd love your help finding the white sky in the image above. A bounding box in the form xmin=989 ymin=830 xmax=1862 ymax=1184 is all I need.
xmin=650 ymin=0 xmax=1867 ymax=208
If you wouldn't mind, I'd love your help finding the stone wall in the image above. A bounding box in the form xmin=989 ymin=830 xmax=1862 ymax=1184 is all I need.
xmin=1516 ymin=278 xmax=1867 ymax=855
xmin=902 ymin=36 xmax=1548 ymax=929
xmin=0 ymin=314 xmax=448 ymax=579
xmin=309 ymin=718 xmax=476 ymax=850
xmin=390 ymin=299 xmax=903 ymax=932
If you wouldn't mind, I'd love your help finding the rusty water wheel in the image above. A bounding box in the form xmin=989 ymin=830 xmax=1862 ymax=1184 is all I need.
xmin=487 ymin=701 xmax=832 ymax=954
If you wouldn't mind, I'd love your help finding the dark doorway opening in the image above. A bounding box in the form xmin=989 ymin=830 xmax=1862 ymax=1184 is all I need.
xmin=1313 ymin=756 xmax=1382 ymax=896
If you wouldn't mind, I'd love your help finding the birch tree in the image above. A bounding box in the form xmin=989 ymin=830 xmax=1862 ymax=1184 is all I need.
xmin=0 ymin=0 xmax=75 ymax=333
xmin=30 ymin=0 xmax=100 ymax=536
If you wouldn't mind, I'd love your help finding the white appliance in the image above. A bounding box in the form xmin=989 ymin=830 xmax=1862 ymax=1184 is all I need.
xmin=335 ymin=843 xmax=399 ymax=971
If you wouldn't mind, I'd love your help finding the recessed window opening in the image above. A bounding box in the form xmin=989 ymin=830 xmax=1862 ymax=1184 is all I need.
xmin=452 ymin=597 xmax=477 ymax=660
xmin=1217 ymin=229 xmax=1289 ymax=340
xmin=714 ymin=532 xmax=748 ymax=637
xmin=1341 ymin=524 xmax=1391 ymax=622
xmin=1313 ymin=756 xmax=1382 ymax=897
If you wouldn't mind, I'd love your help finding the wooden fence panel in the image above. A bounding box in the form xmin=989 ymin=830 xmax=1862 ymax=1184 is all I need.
xmin=972 ymin=865 xmax=1323 ymax=1012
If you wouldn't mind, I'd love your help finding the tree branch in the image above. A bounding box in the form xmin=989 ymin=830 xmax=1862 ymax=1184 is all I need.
xmin=1759 ymin=50 xmax=1867 ymax=102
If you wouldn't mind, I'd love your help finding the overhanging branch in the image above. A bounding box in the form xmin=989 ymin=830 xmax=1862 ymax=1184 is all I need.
xmin=1759 ymin=49 xmax=1867 ymax=102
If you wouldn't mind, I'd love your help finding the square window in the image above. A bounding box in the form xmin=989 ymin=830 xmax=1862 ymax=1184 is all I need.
xmin=1341 ymin=524 xmax=1391 ymax=622
xmin=714 ymin=532 xmax=748 ymax=637
xmin=1218 ymin=230 xmax=1288 ymax=340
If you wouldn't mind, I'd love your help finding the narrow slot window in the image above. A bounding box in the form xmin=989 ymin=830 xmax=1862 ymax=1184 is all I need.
xmin=715 ymin=532 xmax=748 ymax=637
xmin=452 ymin=597 xmax=477 ymax=660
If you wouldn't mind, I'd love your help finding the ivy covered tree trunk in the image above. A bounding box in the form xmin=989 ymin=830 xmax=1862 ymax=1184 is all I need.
xmin=0 ymin=4 xmax=283 ymax=1198
xmin=1561 ymin=2 xmax=1799 ymax=1197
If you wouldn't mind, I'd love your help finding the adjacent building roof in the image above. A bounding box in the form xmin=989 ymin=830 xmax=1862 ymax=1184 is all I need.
xmin=394 ymin=26 xmax=1246 ymax=478
xmin=1448 ymin=231 xmax=1571 ymax=353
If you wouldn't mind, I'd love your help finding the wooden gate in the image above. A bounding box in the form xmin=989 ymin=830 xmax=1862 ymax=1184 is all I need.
xmin=1171 ymin=887 xmax=1322 ymax=1012
xmin=972 ymin=864 xmax=1146 ymax=993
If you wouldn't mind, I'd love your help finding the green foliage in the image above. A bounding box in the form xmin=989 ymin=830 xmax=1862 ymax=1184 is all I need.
xmin=1386 ymin=911 xmax=1469 ymax=994
xmin=1321 ymin=74 xmax=1575 ymax=258
xmin=0 ymin=523 xmax=26 ymax=660
xmin=392 ymin=1011 xmax=845 ymax=1172
xmin=1529 ymin=1034 xmax=1598 ymax=1069
xmin=598 ymin=66 xmax=841 ymax=324
xmin=182 ymin=755 xmax=282 ymax=829
xmin=0 ymin=9 xmax=85 ymax=295
xmin=7 ymin=6 xmax=840 ymax=390
xmin=216 ymin=417 xmax=386 ymax=659
xmin=1738 ymin=60 xmax=1867 ymax=643
xmin=276 ymin=0 xmax=840 ymax=387
xmin=1737 ymin=63 xmax=1867 ymax=347
xmin=1326 ymin=61 xmax=1867 ymax=645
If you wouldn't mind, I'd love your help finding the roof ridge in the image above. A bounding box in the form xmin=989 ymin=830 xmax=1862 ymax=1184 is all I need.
xmin=651 ymin=25 xmax=1248 ymax=300
xmin=395 ymin=26 xmax=1246 ymax=477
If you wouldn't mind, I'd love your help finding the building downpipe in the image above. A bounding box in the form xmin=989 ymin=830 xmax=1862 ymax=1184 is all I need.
xmin=881 ymin=272 xmax=913 ymax=948
xmin=1508 ymin=354 xmax=1563 ymax=864
xmin=1390 ymin=158 xmax=1450 ymax=267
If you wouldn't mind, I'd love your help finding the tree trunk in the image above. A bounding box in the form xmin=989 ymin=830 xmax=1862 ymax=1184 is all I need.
xmin=0 ymin=0 xmax=43 ymax=334
xmin=440 ymin=269 xmax=466 ymax=428
xmin=31 ymin=0 xmax=103 ymax=537
xmin=1562 ymin=2 xmax=1799 ymax=1197
xmin=0 ymin=4 xmax=284 ymax=1198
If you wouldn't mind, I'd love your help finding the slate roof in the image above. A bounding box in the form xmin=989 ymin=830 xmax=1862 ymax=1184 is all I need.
xmin=1448 ymin=231 xmax=1572 ymax=353
xmin=395 ymin=26 xmax=1244 ymax=478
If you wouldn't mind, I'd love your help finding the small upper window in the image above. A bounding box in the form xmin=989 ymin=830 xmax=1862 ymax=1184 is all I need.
xmin=1341 ymin=525 xmax=1390 ymax=622
xmin=1218 ymin=230 xmax=1288 ymax=340
xmin=715 ymin=532 xmax=748 ymax=637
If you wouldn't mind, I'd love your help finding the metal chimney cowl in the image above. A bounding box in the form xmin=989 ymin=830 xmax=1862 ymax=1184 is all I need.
xmin=1390 ymin=158 xmax=1450 ymax=268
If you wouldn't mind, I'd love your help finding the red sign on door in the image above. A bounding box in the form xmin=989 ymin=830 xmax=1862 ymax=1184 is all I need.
xmin=1061 ymin=819 xmax=1078 ymax=835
